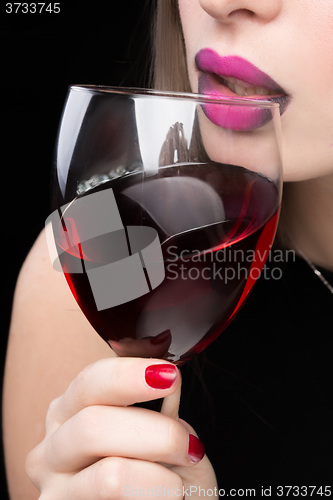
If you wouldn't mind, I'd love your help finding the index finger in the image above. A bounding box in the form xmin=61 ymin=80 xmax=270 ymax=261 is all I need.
xmin=46 ymin=357 xmax=180 ymax=430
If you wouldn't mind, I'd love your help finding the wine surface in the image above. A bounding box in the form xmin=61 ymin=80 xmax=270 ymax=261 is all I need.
xmin=54 ymin=162 xmax=279 ymax=363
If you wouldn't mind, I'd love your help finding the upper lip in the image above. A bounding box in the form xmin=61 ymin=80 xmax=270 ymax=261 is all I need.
xmin=195 ymin=48 xmax=287 ymax=95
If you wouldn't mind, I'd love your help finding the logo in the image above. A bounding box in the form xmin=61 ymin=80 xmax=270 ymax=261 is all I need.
xmin=45 ymin=188 xmax=165 ymax=310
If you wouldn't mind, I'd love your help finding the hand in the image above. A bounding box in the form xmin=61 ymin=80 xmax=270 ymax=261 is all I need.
xmin=26 ymin=357 xmax=217 ymax=499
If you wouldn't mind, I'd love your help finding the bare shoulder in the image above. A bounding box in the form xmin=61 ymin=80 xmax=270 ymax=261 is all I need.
xmin=3 ymin=229 xmax=113 ymax=499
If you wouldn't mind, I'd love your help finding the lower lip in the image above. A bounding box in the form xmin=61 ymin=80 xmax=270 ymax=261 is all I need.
xmin=198 ymin=73 xmax=289 ymax=132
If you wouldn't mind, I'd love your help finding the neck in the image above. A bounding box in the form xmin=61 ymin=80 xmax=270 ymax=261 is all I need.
xmin=282 ymin=173 xmax=333 ymax=271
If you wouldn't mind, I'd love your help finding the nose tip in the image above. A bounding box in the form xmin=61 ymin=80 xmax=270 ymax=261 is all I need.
xmin=199 ymin=0 xmax=282 ymax=23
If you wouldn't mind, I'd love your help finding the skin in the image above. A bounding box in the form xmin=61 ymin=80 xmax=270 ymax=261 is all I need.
xmin=3 ymin=1 xmax=333 ymax=498
xmin=179 ymin=0 xmax=333 ymax=269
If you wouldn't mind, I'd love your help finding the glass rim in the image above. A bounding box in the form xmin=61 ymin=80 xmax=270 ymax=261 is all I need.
xmin=70 ymin=85 xmax=280 ymax=110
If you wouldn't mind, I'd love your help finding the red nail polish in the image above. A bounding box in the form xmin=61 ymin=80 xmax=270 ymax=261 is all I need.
xmin=188 ymin=434 xmax=205 ymax=463
xmin=145 ymin=364 xmax=177 ymax=389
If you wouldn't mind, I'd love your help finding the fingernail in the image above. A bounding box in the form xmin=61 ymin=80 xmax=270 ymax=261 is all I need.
xmin=145 ymin=364 xmax=177 ymax=389
xmin=188 ymin=434 xmax=205 ymax=463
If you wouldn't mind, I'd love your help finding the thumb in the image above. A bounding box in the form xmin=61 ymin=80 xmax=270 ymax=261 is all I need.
xmin=160 ymin=369 xmax=182 ymax=419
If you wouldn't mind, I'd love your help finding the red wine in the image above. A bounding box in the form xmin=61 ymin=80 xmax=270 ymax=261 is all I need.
xmin=54 ymin=162 xmax=279 ymax=364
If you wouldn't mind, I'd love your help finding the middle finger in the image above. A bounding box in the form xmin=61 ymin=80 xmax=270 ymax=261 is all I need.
xmin=44 ymin=405 xmax=204 ymax=472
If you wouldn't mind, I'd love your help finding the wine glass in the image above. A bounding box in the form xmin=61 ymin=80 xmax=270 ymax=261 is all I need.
xmin=46 ymin=86 xmax=282 ymax=365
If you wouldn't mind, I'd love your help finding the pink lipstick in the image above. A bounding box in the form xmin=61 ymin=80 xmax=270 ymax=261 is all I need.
xmin=195 ymin=48 xmax=290 ymax=131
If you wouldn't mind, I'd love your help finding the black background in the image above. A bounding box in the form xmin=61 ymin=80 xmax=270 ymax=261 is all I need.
xmin=1 ymin=0 xmax=152 ymax=495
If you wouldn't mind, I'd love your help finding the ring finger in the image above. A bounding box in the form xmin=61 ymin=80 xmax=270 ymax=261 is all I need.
xmin=63 ymin=456 xmax=184 ymax=500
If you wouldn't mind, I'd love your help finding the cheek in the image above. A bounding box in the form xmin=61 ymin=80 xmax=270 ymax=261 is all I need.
xmin=281 ymin=47 xmax=333 ymax=182
xmin=178 ymin=0 xmax=199 ymax=45
xmin=276 ymin=7 xmax=333 ymax=180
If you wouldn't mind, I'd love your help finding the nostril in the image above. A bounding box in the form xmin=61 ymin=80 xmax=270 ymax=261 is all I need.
xmin=231 ymin=9 xmax=255 ymax=18
xmin=198 ymin=0 xmax=281 ymax=23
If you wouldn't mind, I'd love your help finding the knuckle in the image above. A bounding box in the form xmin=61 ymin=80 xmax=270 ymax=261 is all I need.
xmin=93 ymin=457 xmax=126 ymax=499
xmin=78 ymin=404 xmax=101 ymax=428
xmin=45 ymin=396 xmax=62 ymax=429
xmin=73 ymin=360 xmax=94 ymax=385
xmin=74 ymin=405 xmax=102 ymax=446
xmin=162 ymin=418 xmax=185 ymax=456
xmin=69 ymin=362 xmax=95 ymax=405
xmin=70 ymin=358 xmax=113 ymax=408
xmin=25 ymin=443 xmax=44 ymax=487
xmin=46 ymin=405 xmax=104 ymax=466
